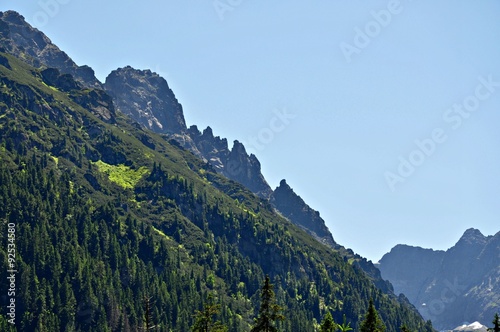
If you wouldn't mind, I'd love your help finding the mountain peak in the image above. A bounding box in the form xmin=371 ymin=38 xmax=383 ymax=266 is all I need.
xmin=232 ymin=140 xmax=246 ymax=152
xmin=202 ymin=126 xmax=214 ymax=138
xmin=270 ymin=180 xmax=335 ymax=247
xmin=105 ymin=66 xmax=187 ymax=134
xmin=461 ymin=227 xmax=485 ymax=239
xmin=456 ymin=228 xmax=486 ymax=247
xmin=1 ymin=10 xmax=26 ymax=24
xmin=279 ymin=179 xmax=289 ymax=188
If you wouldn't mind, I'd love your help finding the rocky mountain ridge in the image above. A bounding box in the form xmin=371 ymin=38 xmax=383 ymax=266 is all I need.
xmin=377 ymin=228 xmax=500 ymax=330
xmin=104 ymin=66 xmax=274 ymax=199
xmin=270 ymin=179 xmax=336 ymax=247
xmin=0 ymin=10 xmax=101 ymax=89
xmin=0 ymin=9 xmax=391 ymax=297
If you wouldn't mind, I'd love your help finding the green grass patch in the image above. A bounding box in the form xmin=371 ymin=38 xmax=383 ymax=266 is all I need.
xmin=152 ymin=226 xmax=170 ymax=240
xmin=93 ymin=160 xmax=149 ymax=189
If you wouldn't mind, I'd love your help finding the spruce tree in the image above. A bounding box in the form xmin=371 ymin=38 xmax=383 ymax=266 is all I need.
xmin=488 ymin=313 xmax=500 ymax=332
xmin=424 ymin=320 xmax=434 ymax=332
xmin=338 ymin=314 xmax=353 ymax=332
xmin=192 ymin=294 xmax=227 ymax=332
xmin=139 ymin=296 xmax=157 ymax=331
xmin=359 ymin=299 xmax=386 ymax=332
xmin=251 ymin=275 xmax=285 ymax=332
xmin=320 ymin=311 xmax=337 ymax=332
xmin=400 ymin=325 xmax=411 ymax=332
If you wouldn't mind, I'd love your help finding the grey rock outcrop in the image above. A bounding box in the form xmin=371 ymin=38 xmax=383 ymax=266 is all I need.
xmin=105 ymin=66 xmax=187 ymax=134
xmin=270 ymin=179 xmax=336 ymax=247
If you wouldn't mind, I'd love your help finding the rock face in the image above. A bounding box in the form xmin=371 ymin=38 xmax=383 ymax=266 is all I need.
xmin=0 ymin=10 xmax=101 ymax=89
xmin=270 ymin=179 xmax=336 ymax=247
xmin=103 ymin=66 xmax=272 ymax=197
xmin=377 ymin=228 xmax=500 ymax=330
xmin=186 ymin=125 xmax=229 ymax=171
xmin=185 ymin=125 xmax=273 ymax=198
xmin=223 ymin=140 xmax=272 ymax=198
xmin=105 ymin=67 xmax=187 ymax=134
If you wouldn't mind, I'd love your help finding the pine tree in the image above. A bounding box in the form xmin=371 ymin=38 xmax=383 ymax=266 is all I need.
xmin=424 ymin=320 xmax=434 ymax=332
xmin=192 ymin=294 xmax=227 ymax=332
xmin=251 ymin=275 xmax=285 ymax=332
xmin=139 ymin=296 xmax=157 ymax=331
xmin=488 ymin=313 xmax=500 ymax=332
xmin=400 ymin=325 xmax=411 ymax=332
xmin=359 ymin=299 xmax=386 ymax=332
xmin=337 ymin=314 xmax=353 ymax=332
xmin=320 ymin=311 xmax=337 ymax=332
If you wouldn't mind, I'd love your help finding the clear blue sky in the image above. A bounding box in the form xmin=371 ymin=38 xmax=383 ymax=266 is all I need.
xmin=2 ymin=1 xmax=500 ymax=262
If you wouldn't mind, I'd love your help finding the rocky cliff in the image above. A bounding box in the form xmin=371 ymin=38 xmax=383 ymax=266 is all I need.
xmin=270 ymin=179 xmax=336 ymax=247
xmin=105 ymin=66 xmax=187 ymax=134
xmin=377 ymin=228 xmax=500 ymax=330
xmin=103 ymin=67 xmax=274 ymax=198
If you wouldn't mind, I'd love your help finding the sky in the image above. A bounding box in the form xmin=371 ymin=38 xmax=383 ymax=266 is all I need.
xmin=2 ymin=1 xmax=500 ymax=262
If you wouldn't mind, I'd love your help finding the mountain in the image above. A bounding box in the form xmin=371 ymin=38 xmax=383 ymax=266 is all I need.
xmin=102 ymin=64 xmax=395 ymax=293
xmin=0 ymin=9 xmax=338 ymax=244
xmin=377 ymin=228 xmax=500 ymax=330
xmin=104 ymin=66 xmax=273 ymax=199
xmin=0 ymin=10 xmax=432 ymax=331
xmin=0 ymin=48 xmax=431 ymax=331
xmin=0 ymin=11 xmax=101 ymax=89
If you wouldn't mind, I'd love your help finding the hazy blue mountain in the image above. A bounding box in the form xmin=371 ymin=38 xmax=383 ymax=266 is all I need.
xmin=378 ymin=228 xmax=500 ymax=330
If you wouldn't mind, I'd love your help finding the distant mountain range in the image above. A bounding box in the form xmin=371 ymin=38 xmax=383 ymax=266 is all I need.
xmin=377 ymin=228 xmax=500 ymax=331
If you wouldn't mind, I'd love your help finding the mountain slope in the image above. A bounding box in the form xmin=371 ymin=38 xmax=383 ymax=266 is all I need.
xmin=0 ymin=10 xmax=101 ymax=89
xmin=0 ymin=50 xmax=431 ymax=331
xmin=0 ymin=9 xmax=336 ymax=251
xmin=377 ymin=229 xmax=500 ymax=330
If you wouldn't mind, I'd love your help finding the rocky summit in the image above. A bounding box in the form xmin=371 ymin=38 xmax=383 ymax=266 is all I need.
xmin=270 ymin=179 xmax=336 ymax=247
xmin=105 ymin=66 xmax=187 ymax=134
